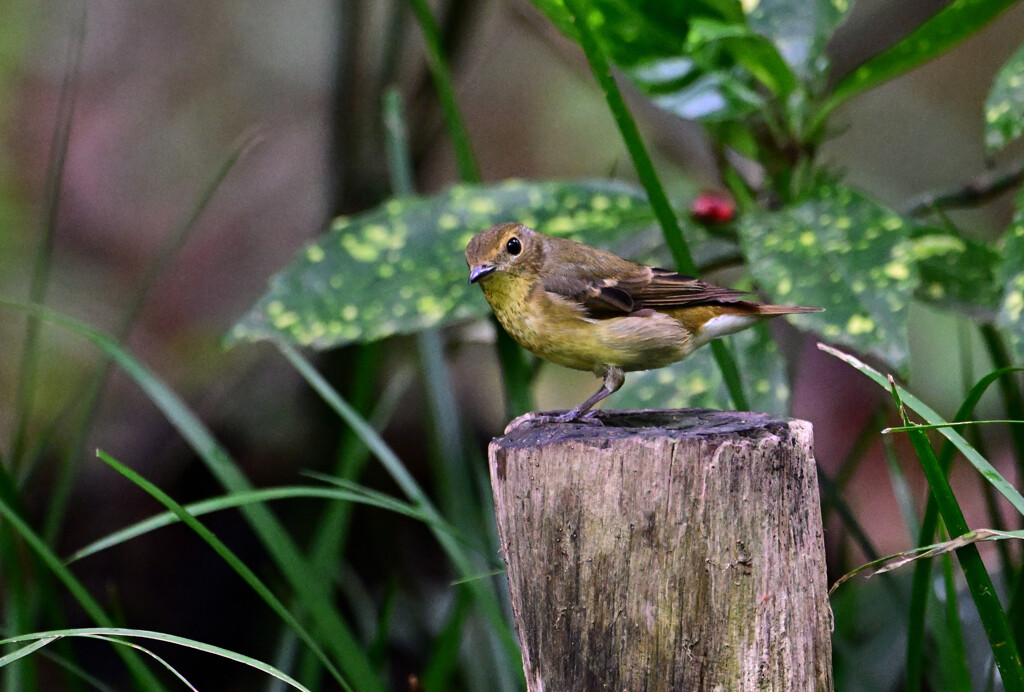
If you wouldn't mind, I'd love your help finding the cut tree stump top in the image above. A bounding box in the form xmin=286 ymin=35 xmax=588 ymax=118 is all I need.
xmin=489 ymin=408 xmax=833 ymax=692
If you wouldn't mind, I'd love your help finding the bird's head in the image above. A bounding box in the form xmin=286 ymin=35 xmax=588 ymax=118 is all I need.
xmin=465 ymin=222 xmax=543 ymax=284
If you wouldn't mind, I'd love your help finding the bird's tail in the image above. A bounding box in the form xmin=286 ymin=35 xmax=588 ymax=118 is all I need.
xmin=753 ymin=304 xmax=824 ymax=315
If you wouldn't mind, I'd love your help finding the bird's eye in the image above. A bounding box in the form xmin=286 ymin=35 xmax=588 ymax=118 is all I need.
xmin=506 ymin=237 xmax=522 ymax=256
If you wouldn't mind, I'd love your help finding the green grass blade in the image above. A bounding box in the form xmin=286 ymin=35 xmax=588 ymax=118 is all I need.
xmin=979 ymin=326 xmax=1024 ymax=484
xmin=819 ymin=345 xmax=1024 ymax=516
xmin=889 ymin=378 xmax=1024 ymax=691
xmin=0 ymin=497 xmax=165 ymax=691
xmin=905 ymin=430 xmax=1024 ymax=689
xmin=382 ymin=95 xmax=522 ymax=692
xmin=279 ymin=344 xmax=443 ymax=518
xmin=305 ymin=474 xmax=488 ymax=557
xmin=382 ymin=86 xmax=484 ymax=532
xmin=406 ymin=0 xmax=480 ymax=182
xmin=277 ymin=343 xmax=524 ymax=678
xmin=10 ymin=11 xmax=84 ymax=468
xmin=95 ymin=450 xmax=351 ymax=691
xmin=908 ymin=410 xmax=1015 ymax=688
xmin=820 ymin=345 xmax=1024 ymax=689
xmin=495 ymin=329 xmax=535 ymax=418
xmin=84 ymin=634 xmax=198 ymax=691
xmin=305 ymin=358 xmax=410 ymax=585
xmin=416 ymin=328 xmax=480 ymax=524
xmin=42 ymin=131 xmax=257 ymax=543
xmin=882 ymin=433 xmax=920 ymax=539
xmin=0 ymin=301 xmax=386 ymax=692
xmin=0 ymin=458 xmax=46 ymax=692
xmin=68 ymin=485 xmax=434 ymax=564
xmin=883 ymin=419 xmax=1023 ymax=433
xmin=0 ymin=629 xmax=313 ymax=692
xmin=558 ymin=0 xmax=748 ymax=410
xmin=0 ymin=638 xmax=59 ymax=669
xmin=938 ymin=552 xmax=972 ymax=690
xmin=388 ymin=30 xmax=534 ymax=418
xmin=0 ymin=525 xmax=41 ymax=692
xmin=383 ymin=88 xmax=416 ymax=197
xmin=1011 ymin=567 xmax=1024 ymax=676
xmin=266 ymin=630 xmax=301 ymax=692
xmin=421 ymin=592 xmax=470 ymax=692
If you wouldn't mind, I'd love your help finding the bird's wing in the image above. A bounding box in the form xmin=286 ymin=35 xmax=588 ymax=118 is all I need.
xmin=542 ymin=265 xmax=750 ymax=318
xmin=542 ymin=271 xmax=636 ymax=316
xmin=624 ymin=267 xmax=751 ymax=309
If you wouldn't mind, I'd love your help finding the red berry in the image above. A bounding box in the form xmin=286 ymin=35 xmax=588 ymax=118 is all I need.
xmin=690 ymin=192 xmax=735 ymax=224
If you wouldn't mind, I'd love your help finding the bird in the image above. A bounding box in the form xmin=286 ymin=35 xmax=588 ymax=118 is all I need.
xmin=465 ymin=222 xmax=822 ymax=422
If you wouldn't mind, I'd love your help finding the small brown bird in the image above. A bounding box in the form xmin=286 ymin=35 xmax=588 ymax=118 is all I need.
xmin=466 ymin=222 xmax=822 ymax=422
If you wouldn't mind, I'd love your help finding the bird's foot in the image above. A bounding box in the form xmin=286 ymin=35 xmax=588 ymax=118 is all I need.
xmin=504 ymin=410 xmax=604 ymax=433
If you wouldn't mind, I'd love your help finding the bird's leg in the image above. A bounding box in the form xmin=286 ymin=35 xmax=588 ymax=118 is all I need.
xmin=503 ymin=366 xmax=625 ymax=432
xmin=555 ymin=366 xmax=625 ymax=423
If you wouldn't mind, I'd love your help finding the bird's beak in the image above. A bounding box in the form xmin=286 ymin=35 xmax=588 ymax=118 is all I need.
xmin=468 ymin=263 xmax=495 ymax=284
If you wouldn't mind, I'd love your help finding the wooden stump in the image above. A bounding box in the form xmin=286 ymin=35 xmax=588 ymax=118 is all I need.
xmin=489 ymin=409 xmax=833 ymax=691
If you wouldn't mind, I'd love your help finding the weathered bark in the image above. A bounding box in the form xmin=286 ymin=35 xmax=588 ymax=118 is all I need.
xmin=489 ymin=409 xmax=833 ymax=691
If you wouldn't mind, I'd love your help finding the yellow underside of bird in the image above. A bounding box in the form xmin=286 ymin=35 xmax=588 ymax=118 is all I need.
xmin=480 ymin=269 xmax=762 ymax=375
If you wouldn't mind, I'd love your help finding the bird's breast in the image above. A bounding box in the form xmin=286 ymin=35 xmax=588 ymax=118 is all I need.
xmin=482 ymin=276 xmax=584 ymax=364
xmin=480 ymin=274 xmax=695 ymax=373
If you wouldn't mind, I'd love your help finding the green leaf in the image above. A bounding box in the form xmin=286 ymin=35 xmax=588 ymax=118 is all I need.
xmin=985 ymin=41 xmax=1024 ymax=150
xmin=998 ymin=194 xmax=1024 ymax=362
xmin=529 ymin=0 xmax=743 ymax=70
xmin=745 ymin=0 xmax=852 ymax=79
xmin=630 ymin=60 xmax=764 ymax=122
xmin=738 ymin=183 xmax=919 ymax=371
xmin=229 ymin=179 xmax=658 ymax=348
xmin=614 ymin=322 xmax=789 ymax=413
xmin=527 ymin=0 xmax=793 ymax=123
xmin=825 ymin=0 xmax=1020 ymax=115
xmin=911 ymin=228 xmax=1002 ymax=314
xmin=686 ymin=18 xmax=797 ymax=97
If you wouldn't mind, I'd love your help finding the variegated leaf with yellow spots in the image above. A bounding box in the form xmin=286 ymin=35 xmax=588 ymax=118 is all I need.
xmin=737 ymin=183 xmax=919 ymax=372
xmin=614 ymin=322 xmax=790 ymax=414
xmin=997 ymin=190 xmax=1024 ymax=362
xmin=985 ymin=41 xmax=1024 ymax=151
xmin=911 ymin=228 xmax=1002 ymax=316
xmin=228 ymin=179 xmax=657 ymax=348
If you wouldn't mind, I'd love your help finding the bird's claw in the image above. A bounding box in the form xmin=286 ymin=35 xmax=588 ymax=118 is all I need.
xmin=504 ymin=410 xmax=604 ymax=433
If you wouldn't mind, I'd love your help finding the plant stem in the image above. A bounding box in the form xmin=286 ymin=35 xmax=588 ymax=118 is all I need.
xmin=10 ymin=14 xmax=84 ymax=469
xmin=903 ymin=159 xmax=1024 ymax=216
xmin=406 ymin=0 xmax=480 ymax=183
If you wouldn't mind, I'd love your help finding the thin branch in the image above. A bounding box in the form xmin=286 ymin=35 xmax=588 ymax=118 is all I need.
xmin=903 ymin=159 xmax=1024 ymax=216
